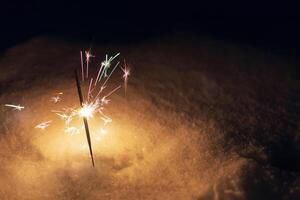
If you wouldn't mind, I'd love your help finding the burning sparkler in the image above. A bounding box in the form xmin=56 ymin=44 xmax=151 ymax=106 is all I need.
xmin=4 ymin=104 xmax=25 ymax=111
xmin=6 ymin=50 xmax=131 ymax=166
xmin=72 ymin=52 xmax=126 ymax=166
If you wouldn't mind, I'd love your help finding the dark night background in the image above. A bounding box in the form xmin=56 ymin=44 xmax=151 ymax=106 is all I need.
xmin=1 ymin=1 xmax=300 ymax=54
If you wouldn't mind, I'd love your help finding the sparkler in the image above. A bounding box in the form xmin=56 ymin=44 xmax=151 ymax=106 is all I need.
xmin=4 ymin=104 xmax=25 ymax=111
xmin=5 ymin=50 xmax=131 ymax=167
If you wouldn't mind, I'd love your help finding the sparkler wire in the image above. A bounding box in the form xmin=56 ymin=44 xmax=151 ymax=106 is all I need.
xmin=75 ymin=69 xmax=95 ymax=167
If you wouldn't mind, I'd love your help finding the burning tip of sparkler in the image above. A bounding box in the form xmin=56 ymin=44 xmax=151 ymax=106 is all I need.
xmin=79 ymin=103 xmax=97 ymax=119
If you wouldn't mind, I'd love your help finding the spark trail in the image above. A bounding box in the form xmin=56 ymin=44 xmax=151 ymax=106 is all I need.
xmin=4 ymin=104 xmax=25 ymax=111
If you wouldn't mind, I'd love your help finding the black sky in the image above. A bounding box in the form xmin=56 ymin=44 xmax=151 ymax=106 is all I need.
xmin=1 ymin=1 xmax=300 ymax=53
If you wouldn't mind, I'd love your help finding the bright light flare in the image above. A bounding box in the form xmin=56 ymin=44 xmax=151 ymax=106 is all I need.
xmin=79 ymin=101 xmax=99 ymax=119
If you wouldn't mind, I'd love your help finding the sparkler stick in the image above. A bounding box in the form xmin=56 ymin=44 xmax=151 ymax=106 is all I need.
xmin=75 ymin=69 xmax=95 ymax=167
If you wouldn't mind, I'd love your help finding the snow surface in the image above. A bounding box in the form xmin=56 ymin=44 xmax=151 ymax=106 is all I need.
xmin=0 ymin=35 xmax=299 ymax=199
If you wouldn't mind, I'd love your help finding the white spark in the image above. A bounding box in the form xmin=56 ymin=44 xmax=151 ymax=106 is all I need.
xmin=100 ymin=96 xmax=110 ymax=105
xmin=100 ymin=115 xmax=112 ymax=126
xmin=121 ymin=60 xmax=130 ymax=95
xmin=99 ymin=53 xmax=120 ymax=80
xmin=51 ymin=96 xmax=61 ymax=103
xmin=85 ymin=50 xmax=95 ymax=78
xmin=4 ymin=104 xmax=25 ymax=111
xmin=35 ymin=121 xmax=52 ymax=130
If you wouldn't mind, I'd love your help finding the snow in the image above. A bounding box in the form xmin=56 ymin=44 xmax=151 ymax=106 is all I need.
xmin=0 ymin=35 xmax=299 ymax=199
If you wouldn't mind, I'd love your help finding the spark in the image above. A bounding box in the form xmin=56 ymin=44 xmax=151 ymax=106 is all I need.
xmin=35 ymin=121 xmax=52 ymax=130
xmin=51 ymin=96 xmax=61 ymax=103
xmin=85 ymin=50 xmax=95 ymax=79
xmin=4 ymin=104 xmax=25 ymax=111
xmin=121 ymin=59 xmax=130 ymax=95
xmin=101 ymin=116 xmax=112 ymax=126
xmin=55 ymin=113 xmax=73 ymax=125
xmin=105 ymin=85 xmax=122 ymax=98
xmin=100 ymin=113 xmax=112 ymax=126
xmin=98 ymin=53 xmax=120 ymax=82
xmin=100 ymin=61 xmax=120 ymax=89
xmin=100 ymin=96 xmax=110 ymax=105
xmin=94 ymin=64 xmax=104 ymax=86
xmin=52 ymin=108 xmax=77 ymax=125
